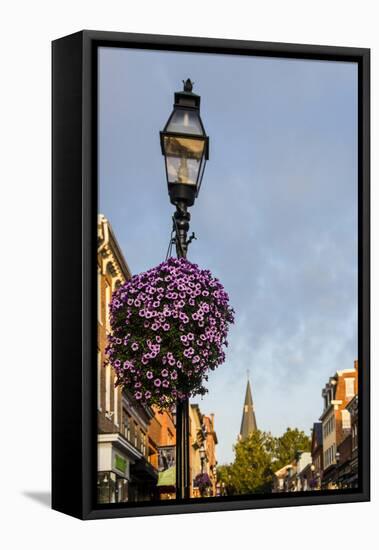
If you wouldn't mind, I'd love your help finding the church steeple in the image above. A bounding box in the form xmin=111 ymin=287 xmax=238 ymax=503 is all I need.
xmin=239 ymin=378 xmax=257 ymax=441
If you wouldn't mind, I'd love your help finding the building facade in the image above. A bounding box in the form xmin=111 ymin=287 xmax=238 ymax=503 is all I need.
xmin=189 ymin=404 xmax=218 ymax=497
xmin=148 ymin=407 xmax=177 ymax=499
xmin=320 ymin=361 xmax=358 ymax=489
xmin=272 ymin=463 xmax=295 ymax=493
xmin=347 ymin=394 xmax=359 ymax=487
xmin=97 ymin=215 xmax=158 ymax=503
xmin=203 ymin=413 xmax=218 ymax=495
xmin=289 ymin=452 xmax=312 ymax=492
xmin=310 ymin=422 xmax=323 ymax=489
xmin=337 ymin=394 xmax=358 ymax=488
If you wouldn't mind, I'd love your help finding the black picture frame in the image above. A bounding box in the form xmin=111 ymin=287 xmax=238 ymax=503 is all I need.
xmin=52 ymin=30 xmax=370 ymax=520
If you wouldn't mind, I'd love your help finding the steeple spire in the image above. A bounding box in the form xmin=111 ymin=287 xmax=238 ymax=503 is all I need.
xmin=239 ymin=377 xmax=257 ymax=441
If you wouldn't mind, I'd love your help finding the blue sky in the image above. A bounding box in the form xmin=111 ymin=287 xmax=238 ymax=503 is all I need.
xmin=99 ymin=47 xmax=358 ymax=464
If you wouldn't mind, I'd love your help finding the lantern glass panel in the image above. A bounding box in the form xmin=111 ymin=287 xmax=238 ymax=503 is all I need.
xmin=166 ymin=109 xmax=204 ymax=135
xmin=163 ymin=136 xmax=205 ymax=185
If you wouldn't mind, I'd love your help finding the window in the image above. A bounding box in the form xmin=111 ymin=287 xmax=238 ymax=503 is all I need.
xmin=97 ymin=350 xmax=102 ymax=410
xmin=141 ymin=432 xmax=146 ymax=455
xmin=134 ymin=423 xmax=138 ymax=448
xmin=98 ymin=267 xmax=102 ymax=324
xmin=114 ymin=381 xmax=118 ymax=426
xmin=352 ymin=425 xmax=358 ymax=450
xmin=105 ymin=363 xmax=111 ymax=414
xmin=105 ymin=282 xmax=111 ymax=331
xmin=345 ymin=378 xmax=355 ymax=398
xmin=342 ymin=409 xmax=351 ymax=430
xmin=124 ymin=411 xmax=131 ymax=440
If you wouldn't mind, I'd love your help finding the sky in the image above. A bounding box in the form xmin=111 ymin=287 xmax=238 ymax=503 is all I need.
xmin=98 ymin=46 xmax=358 ymax=464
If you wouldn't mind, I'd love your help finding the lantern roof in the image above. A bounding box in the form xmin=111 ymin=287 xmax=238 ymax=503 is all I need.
xmin=173 ymin=79 xmax=201 ymax=109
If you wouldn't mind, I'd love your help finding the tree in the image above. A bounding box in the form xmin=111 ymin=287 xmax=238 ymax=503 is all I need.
xmin=273 ymin=427 xmax=311 ymax=471
xmin=217 ymin=427 xmax=311 ymax=496
xmin=228 ymin=430 xmax=276 ymax=494
xmin=215 ymin=464 xmax=234 ymax=495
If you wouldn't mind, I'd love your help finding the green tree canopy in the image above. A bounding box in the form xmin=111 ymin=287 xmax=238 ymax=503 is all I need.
xmin=226 ymin=430 xmax=276 ymax=495
xmin=216 ymin=464 xmax=234 ymax=495
xmin=273 ymin=427 xmax=311 ymax=471
xmin=217 ymin=427 xmax=311 ymax=495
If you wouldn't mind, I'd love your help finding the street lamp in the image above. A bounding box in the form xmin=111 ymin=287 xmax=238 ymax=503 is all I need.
xmin=160 ymin=78 xmax=209 ymax=210
xmin=310 ymin=463 xmax=316 ymax=490
xmin=160 ymin=79 xmax=209 ymax=500
xmin=199 ymin=445 xmax=207 ymax=474
xmin=335 ymin=451 xmax=341 ymax=489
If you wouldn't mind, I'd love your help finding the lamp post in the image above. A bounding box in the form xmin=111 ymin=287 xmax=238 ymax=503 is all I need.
xmin=310 ymin=463 xmax=316 ymax=490
xmin=199 ymin=444 xmax=207 ymax=474
xmin=335 ymin=451 xmax=341 ymax=489
xmin=160 ymin=78 xmax=209 ymax=499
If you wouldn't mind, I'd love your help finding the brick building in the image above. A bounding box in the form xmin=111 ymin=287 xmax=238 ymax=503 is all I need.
xmin=347 ymin=394 xmax=359 ymax=487
xmin=189 ymin=404 xmax=218 ymax=497
xmin=148 ymin=407 xmax=177 ymax=499
xmin=320 ymin=361 xmax=358 ymax=489
xmin=337 ymin=393 xmax=358 ymax=488
xmin=203 ymin=414 xmax=218 ymax=495
xmin=97 ymin=215 xmax=158 ymax=503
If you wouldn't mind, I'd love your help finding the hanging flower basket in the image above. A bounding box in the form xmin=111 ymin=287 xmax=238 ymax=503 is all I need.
xmin=106 ymin=257 xmax=234 ymax=409
xmin=193 ymin=473 xmax=212 ymax=492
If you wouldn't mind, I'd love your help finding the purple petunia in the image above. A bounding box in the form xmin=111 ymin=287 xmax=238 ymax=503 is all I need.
xmin=106 ymin=256 xmax=234 ymax=410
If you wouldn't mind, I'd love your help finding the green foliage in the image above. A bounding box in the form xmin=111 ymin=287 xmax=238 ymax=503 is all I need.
xmin=273 ymin=427 xmax=311 ymax=471
xmin=218 ymin=428 xmax=311 ymax=495
xmin=231 ymin=431 xmax=276 ymax=494
xmin=216 ymin=464 xmax=234 ymax=495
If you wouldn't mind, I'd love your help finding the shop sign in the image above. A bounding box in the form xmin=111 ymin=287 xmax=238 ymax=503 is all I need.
xmin=114 ymin=453 xmax=127 ymax=474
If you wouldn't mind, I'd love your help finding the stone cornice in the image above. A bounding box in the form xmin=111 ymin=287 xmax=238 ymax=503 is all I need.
xmin=98 ymin=214 xmax=132 ymax=282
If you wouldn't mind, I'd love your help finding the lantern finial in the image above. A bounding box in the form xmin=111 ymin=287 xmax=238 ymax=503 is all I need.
xmin=183 ymin=78 xmax=194 ymax=92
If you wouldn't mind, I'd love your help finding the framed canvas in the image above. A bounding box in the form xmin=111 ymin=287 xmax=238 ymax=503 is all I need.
xmin=52 ymin=30 xmax=370 ymax=520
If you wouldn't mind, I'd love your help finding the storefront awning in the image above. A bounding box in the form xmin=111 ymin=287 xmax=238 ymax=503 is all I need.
xmin=157 ymin=466 xmax=176 ymax=487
